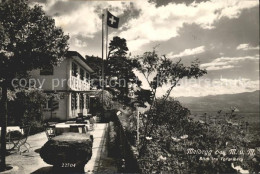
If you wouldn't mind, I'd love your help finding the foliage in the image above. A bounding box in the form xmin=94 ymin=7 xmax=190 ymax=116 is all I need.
xmin=107 ymin=36 xmax=128 ymax=58
xmin=7 ymin=89 xmax=50 ymax=125
xmin=134 ymin=89 xmax=153 ymax=107
xmin=86 ymin=36 xmax=144 ymax=105
xmin=0 ymin=0 xmax=69 ymax=83
xmin=132 ymin=49 xmax=207 ymax=153
xmin=85 ymin=55 xmax=102 ymax=78
xmin=135 ymin=99 xmax=259 ymax=173
xmin=106 ymin=36 xmax=141 ymax=104
xmin=29 ymin=120 xmax=45 ymax=135
xmin=133 ymin=50 xmax=207 ymax=103
xmin=0 ymin=0 xmax=69 ymax=169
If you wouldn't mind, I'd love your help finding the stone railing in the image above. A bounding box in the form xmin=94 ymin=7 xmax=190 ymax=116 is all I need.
xmin=69 ymin=76 xmax=90 ymax=91
xmin=107 ymin=112 xmax=141 ymax=173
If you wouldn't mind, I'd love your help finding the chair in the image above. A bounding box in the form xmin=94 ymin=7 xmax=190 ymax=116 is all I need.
xmin=70 ymin=125 xmax=86 ymax=133
xmin=93 ymin=115 xmax=97 ymax=127
xmin=7 ymin=125 xmax=31 ymax=154
xmin=6 ymin=130 xmax=23 ymax=151
xmin=89 ymin=116 xmax=95 ymax=130
xmin=44 ymin=124 xmax=56 ymax=140
xmin=17 ymin=125 xmax=31 ymax=154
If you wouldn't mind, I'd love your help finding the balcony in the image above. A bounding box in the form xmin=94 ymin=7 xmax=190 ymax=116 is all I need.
xmin=69 ymin=76 xmax=90 ymax=91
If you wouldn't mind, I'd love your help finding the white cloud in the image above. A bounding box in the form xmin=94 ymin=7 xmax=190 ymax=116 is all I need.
xmin=236 ymin=43 xmax=259 ymax=51
xmin=200 ymin=55 xmax=259 ymax=71
xmin=33 ymin=1 xmax=132 ymax=38
xmin=167 ymin=46 xmax=205 ymax=58
xmin=31 ymin=0 xmax=259 ymax=55
xmin=157 ymin=77 xmax=260 ymax=97
xmin=118 ymin=0 xmax=258 ymax=51
xmin=70 ymin=37 xmax=88 ymax=48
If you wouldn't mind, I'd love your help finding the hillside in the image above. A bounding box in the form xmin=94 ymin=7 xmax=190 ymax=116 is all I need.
xmin=176 ymin=90 xmax=260 ymax=113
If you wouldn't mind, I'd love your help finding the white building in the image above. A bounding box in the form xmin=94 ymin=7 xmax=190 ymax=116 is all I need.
xmin=30 ymin=51 xmax=99 ymax=120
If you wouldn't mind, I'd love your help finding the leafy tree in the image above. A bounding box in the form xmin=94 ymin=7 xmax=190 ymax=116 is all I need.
xmin=132 ymin=49 xmax=207 ymax=155
xmin=106 ymin=36 xmax=140 ymax=104
xmin=107 ymin=36 xmax=128 ymax=58
xmin=0 ymin=0 xmax=69 ymax=170
xmin=86 ymin=36 xmax=144 ymax=105
xmin=8 ymin=89 xmax=44 ymax=124
xmin=85 ymin=55 xmax=102 ymax=79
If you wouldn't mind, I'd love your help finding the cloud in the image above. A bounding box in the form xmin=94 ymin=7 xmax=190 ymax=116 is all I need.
xmin=236 ymin=43 xmax=259 ymax=51
xmin=118 ymin=0 xmax=258 ymax=51
xmin=200 ymin=55 xmax=259 ymax=71
xmin=30 ymin=0 xmax=259 ymax=55
xmin=157 ymin=77 xmax=260 ymax=97
xmin=70 ymin=36 xmax=88 ymax=48
xmin=167 ymin=46 xmax=205 ymax=58
xmin=31 ymin=0 xmax=132 ymax=38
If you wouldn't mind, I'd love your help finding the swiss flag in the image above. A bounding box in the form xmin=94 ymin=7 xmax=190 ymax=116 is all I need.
xmin=107 ymin=11 xmax=119 ymax=29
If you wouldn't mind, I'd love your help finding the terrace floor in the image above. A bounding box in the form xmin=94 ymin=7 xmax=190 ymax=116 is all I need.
xmin=1 ymin=123 xmax=116 ymax=174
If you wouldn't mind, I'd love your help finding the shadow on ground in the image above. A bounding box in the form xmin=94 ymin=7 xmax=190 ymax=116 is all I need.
xmin=32 ymin=166 xmax=86 ymax=174
xmin=31 ymin=166 xmax=54 ymax=174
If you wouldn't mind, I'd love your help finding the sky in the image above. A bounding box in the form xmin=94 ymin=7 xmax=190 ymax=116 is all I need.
xmin=29 ymin=0 xmax=259 ymax=97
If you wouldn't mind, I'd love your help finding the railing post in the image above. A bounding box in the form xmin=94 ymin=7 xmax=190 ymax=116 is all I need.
xmin=137 ymin=110 xmax=139 ymax=146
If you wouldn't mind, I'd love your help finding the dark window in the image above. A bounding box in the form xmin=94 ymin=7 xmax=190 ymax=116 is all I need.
xmin=43 ymin=101 xmax=47 ymax=109
xmin=72 ymin=62 xmax=78 ymax=77
xmin=71 ymin=93 xmax=78 ymax=110
xmin=50 ymin=99 xmax=59 ymax=111
xmin=86 ymin=72 xmax=90 ymax=82
xmin=40 ymin=65 xmax=53 ymax=75
xmin=79 ymin=93 xmax=84 ymax=109
xmin=44 ymin=98 xmax=59 ymax=110
xmin=85 ymin=95 xmax=89 ymax=109
xmin=80 ymin=68 xmax=85 ymax=80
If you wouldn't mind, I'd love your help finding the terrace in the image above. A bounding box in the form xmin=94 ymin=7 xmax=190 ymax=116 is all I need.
xmin=1 ymin=123 xmax=118 ymax=174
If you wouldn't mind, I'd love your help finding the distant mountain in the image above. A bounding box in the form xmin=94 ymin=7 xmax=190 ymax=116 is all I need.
xmin=176 ymin=90 xmax=260 ymax=113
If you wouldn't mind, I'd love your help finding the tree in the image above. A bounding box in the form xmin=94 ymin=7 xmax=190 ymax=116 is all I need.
xmin=0 ymin=0 xmax=69 ymax=170
xmin=132 ymin=49 xmax=207 ymax=155
xmin=106 ymin=36 xmax=139 ymax=103
xmin=86 ymin=36 xmax=144 ymax=105
xmin=107 ymin=36 xmax=128 ymax=58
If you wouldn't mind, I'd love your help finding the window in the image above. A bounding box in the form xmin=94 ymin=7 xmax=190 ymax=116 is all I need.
xmin=43 ymin=98 xmax=59 ymax=110
xmin=79 ymin=93 xmax=84 ymax=109
xmin=80 ymin=68 xmax=85 ymax=80
xmin=86 ymin=72 xmax=90 ymax=82
xmin=85 ymin=95 xmax=89 ymax=109
xmin=71 ymin=93 xmax=78 ymax=110
xmin=72 ymin=62 xmax=78 ymax=77
xmin=40 ymin=65 xmax=53 ymax=75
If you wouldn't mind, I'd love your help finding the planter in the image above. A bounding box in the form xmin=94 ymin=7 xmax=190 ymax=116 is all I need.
xmin=40 ymin=132 xmax=93 ymax=172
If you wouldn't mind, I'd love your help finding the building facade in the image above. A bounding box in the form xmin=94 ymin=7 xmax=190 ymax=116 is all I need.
xmin=30 ymin=51 xmax=98 ymax=120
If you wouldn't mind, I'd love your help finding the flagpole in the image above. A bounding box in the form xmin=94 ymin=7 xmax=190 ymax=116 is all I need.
xmin=101 ymin=12 xmax=104 ymax=119
xmin=105 ymin=9 xmax=109 ymax=110
xmin=106 ymin=9 xmax=108 ymax=62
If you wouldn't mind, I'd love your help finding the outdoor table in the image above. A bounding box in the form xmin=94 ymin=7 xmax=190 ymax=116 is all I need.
xmin=40 ymin=132 xmax=93 ymax=172
xmin=0 ymin=126 xmax=23 ymax=143
xmin=55 ymin=123 xmax=88 ymax=135
xmin=0 ymin=126 xmax=23 ymax=134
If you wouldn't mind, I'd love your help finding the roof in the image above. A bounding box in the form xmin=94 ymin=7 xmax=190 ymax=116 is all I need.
xmin=66 ymin=51 xmax=94 ymax=73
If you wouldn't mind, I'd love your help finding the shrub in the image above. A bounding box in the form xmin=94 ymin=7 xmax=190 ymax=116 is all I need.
xmin=133 ymin=99 xmax=259 ymax=173
xmin=29 ymin=121 xmax=45 ymax=135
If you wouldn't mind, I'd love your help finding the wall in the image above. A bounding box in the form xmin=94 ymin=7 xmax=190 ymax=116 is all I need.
xmin=107 ymin=113 xmax=141 ymax=173
xmin=42 ymin=97 xmax=67 ymax=120
xmin=30 ymin=58 xmax=69 ymax=91
xmin=30 ymin=57 xmax=93 ymax=120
